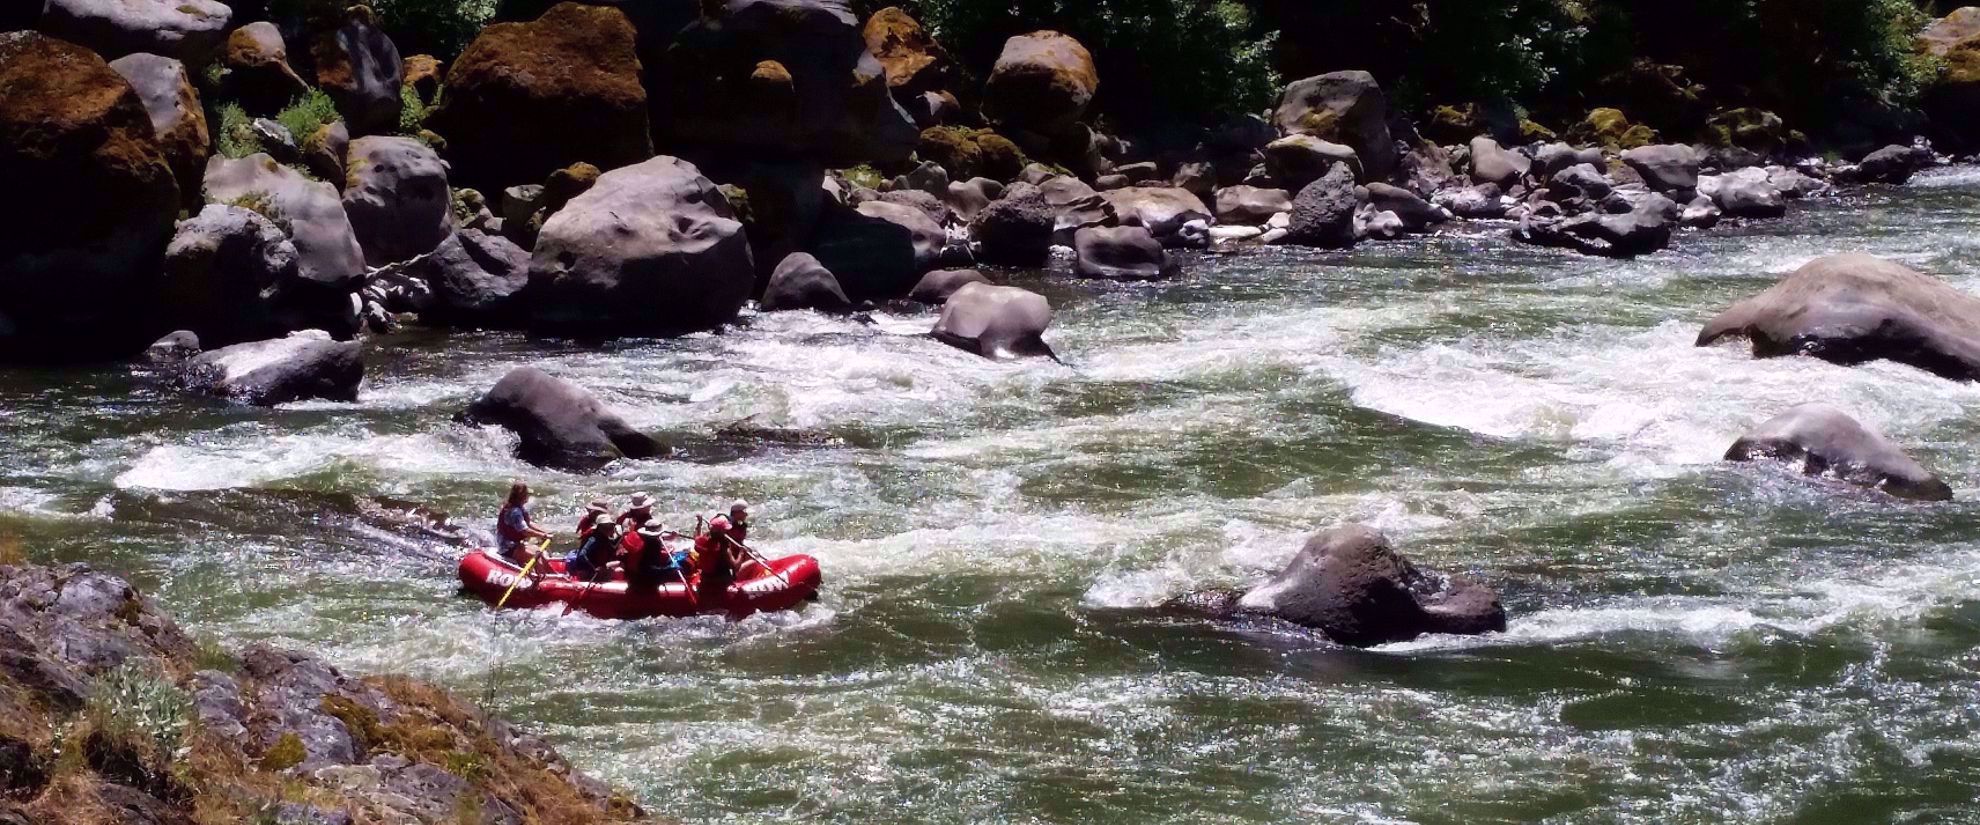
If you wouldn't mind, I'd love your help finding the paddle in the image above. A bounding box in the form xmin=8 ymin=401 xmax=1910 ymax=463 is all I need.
xmin=561 ymin=561 xmax=610 ymax=617
xmin=494 ymin=538 xmax=551 ymax=610
xmin=723 ymin=534 xmax=790 ymax=586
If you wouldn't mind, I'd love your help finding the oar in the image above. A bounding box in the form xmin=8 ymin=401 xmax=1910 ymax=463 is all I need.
xmin=561 ymin=562 xmax=611 ymax=617
xmin=724 ymin=534 xmax=789 ymax=586
xmin=494 ymin=538 xmax=551 ymax=610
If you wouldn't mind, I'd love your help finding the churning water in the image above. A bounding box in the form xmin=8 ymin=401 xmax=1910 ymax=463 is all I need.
xmin=6 ymin=172 xmax=1980 ymax=823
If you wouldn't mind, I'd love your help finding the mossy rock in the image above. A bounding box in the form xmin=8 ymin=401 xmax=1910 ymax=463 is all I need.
xmin=1705 ymin=107 xmax=1784 ymax=151
xmin=1571 ymin=107 xmax=1657 ymax=151
xmin=1518 ymin=118 xmax=1558 ymax=143
xmin=916 ymin=126 xmax=1027 ymax=183
xmin=258 ymin=731 xmax=305 ymax=772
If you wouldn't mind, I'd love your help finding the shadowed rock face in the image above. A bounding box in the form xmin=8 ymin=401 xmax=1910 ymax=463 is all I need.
xmin=1726 ymin=404 xmax=1953 ymax=501
xmin=179 ymin=330 xmax=363 ymax=405
xmin=461 ymin=366 xmax=663 ymax=471
xmin=982 ymin=30 xmax=1097 ymax=137
xmin=1697 ymin=253 xmax=1980 ymax=381
xmin=1272 ymin=70 xmax=1394 ymax=180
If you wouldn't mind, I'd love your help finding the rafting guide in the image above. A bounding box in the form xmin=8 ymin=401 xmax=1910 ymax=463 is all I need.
xmin=461 ymin=486 xmax=821 ymax=619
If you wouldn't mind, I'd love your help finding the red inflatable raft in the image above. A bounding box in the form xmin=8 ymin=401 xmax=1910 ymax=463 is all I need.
xmin=457 ymin=548 xmax=823 ymax=620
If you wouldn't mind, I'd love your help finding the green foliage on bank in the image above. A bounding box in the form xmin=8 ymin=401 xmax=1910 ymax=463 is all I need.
xmin=368 ymin=0 xmax=498 ymax=60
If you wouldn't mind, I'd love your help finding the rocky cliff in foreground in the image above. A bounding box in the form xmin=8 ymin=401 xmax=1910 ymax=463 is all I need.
xmin=0 ymin=562 xmax=648 ymax=824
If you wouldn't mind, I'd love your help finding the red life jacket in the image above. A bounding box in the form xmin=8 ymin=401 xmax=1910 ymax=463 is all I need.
xmin=496 ymin=504 xmax=524 ymax=543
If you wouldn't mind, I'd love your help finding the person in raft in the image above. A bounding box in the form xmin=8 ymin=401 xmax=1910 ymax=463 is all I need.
xmin=621 ymin=519 xmax=682 ymax=592
xmin=726 ymin=499 xmax=751 ymax=544
xmin=617 ymin=492 xmax=655 ymax=532
xmin=694 ymin=514 xmax=749 ymax=596
xmin=575 ymin=500 xmax=612 ymax=538
xmin=495 ymin=482 xmax=553 ymax=564
xmin=564 ymin=518 xmax=623 ymax=582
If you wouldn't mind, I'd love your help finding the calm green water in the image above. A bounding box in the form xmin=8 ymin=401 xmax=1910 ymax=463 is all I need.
xmin=6 ymin=172 xmax=1980 ymax=823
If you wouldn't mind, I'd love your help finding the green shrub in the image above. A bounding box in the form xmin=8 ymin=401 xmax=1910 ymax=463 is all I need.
xmin=86 ymin=663 xmax=192 ymax=759
xmin=275 ymin=88 xmax=341 ymax=149
xmin=214 ymin=102 xmax=259 ymax=160
xmin=399 ymin=83 xmax=437 ymax=135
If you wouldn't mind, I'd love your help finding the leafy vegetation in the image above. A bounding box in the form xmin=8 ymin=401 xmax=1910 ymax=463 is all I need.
xmin=370 ymin=0 xmax=499 ymax=60
xmin=213 ymin=102 xmax=259 ymax=160
xmin=85 ymin=663 xmax=192 ymax=760
xmin=275 ymin=89 xmax=341 ymax=149
xmin=399 ymin=83 xmax=438 ymax=135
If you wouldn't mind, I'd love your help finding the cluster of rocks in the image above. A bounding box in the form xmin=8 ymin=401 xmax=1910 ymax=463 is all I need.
xmin=0 ymin=561 xmax=645 ymax=823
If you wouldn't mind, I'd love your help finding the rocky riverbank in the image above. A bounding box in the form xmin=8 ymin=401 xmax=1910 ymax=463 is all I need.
xmin=0 ymin=561 xmax=647 ymax=824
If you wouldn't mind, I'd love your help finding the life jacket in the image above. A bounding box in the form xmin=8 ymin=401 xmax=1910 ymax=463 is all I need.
xmin=701 ymin=516 xmax=736 ymax=577
xmin=496 ymin=503 xmax=525 ymax=545
xmin=576 ymin=511 xmax=603 ymax=539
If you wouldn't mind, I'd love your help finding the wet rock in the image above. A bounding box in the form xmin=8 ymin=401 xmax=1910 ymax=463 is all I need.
xmin=1854 ymin=144 xmax=1926 ymax=185
xmin=1679 ymin=195 xmax=1721 ymax=229
xmin=1767 ymin=166 xmax=1829 ymax=199
xmin=932 ymin=282 xmax=1054 ymax=360
xmin=1264 ymin=134 xmax=1360 ymax=191
xmin=462 ymin=366 xmax=663 ymax=471
xmin=1214 ymin=185 xmax=1292 ymax=226
xmin=1363 ymin=183 xmax=1446 ymax=232
xmin=908 ymin=268 xmax=989 ymax=304
xmin=983 ymin=30 xmax=1096 ymax=137
xmin=1435 ymin=183 xmax=1508 ymax=220
xmin=431 ymin=3 xmax=651 ymax=193
xmin=342 ymin=136 xmax=452 ymax=266
xmin=1726 ymin=404 xmax=1952 ymax=501
xmin=204 ymin=154 xmax=366 ymax=297
xmin=1218 ymin=524 xmax=1505 ymax=647
xmin=1100 ymin=186 xmax=1212 ymax=247
xmin=1272 ymin=70 xmax=1394 ymax=180
xmin=1072 ymin=226 xmax=1174 ymax=280
xmin=760 ymin=252 xmax=851 ymax=312
xmin=811 ymin=199 xmax=944 ymax=300
xmin=144 ymin=330 xmax=202 ymax=369
xmin=179 ymin=330 xmax=362 ymax=405
xmin=525 ymin=155 xmax=755 ymax=337
xmin=39 ymin=0 xmax=229 ymax=65
xmin=971 ymin=181 xmax=1055 ymax=266
xmin=1282 ymin=163 xmax=1357 ymax=249
xmin=221 ymin=22 xmax=306 ymax=115
xmin=1697 ymin=253 xmax=1980 ymax=381
xmin=389 ymin=228 xmax=530 ymax=328
xmin=1358 ymin=208 xmax=1405 ymax=241
xmin=107 ymin=53 xmax=208 ymax=210
xmin=1515 ymin=192 xmax=1676 ymax=258
xmin=1467 ymin=136 xmax=1529 ymax=188
xmin=1699 ymin=167 xmax=1785 ymax=219
xmin=659 ymin=0 xmax=917 ymax=168
xmin=160 ymin=205 xmax=357 ymax=347
xmin=311 ymin=5 xmax=402 ymax=136
xmin=1620 ymin=144 xmax=1700 ymax=193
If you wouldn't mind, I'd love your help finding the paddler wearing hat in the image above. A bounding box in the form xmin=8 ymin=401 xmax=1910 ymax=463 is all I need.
xmin=574 ymin=499 xmax=612 ymax=539
xmin=620 ymin=518 xmax=681 ymax=593
xmin=616 ymin=492 xmax=656 ymax=533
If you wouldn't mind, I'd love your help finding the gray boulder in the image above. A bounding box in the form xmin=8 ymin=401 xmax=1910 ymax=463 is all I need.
xmin=1697 ymin=253 xmax=1980 ymax=381
xmin=310 ymin=6 xmax=402 ymax=136
xmin=1264 ymin=134 xmax=1360 ymax=191
xmin=1227 ymin=524 xmax=1506 ymax=647
xmin=221 ymin=21 xmax=306 ymax=115
xmin=1467 ymin=136 xmax=1530 ymax=188
xmin=970 ymin=182 xmax=1055 ymax=266
xmin=1272 ymin=71 xmax=1395 ymax=179
xmin=525 ymin=155 xmax=755 ymax=336
xmin=810 ymin=199 xmax=944 ymax=300
xmin=341 ymin=136 xmax=452 ymax=266
xmin=203 ymin=154 xmax=366 ymax=293
xmin=1435 ymin=183 xmax=1507 ymax=219
xmin=1533 ymin=142 xmax=1603 ymax=178
xmin=301 ymin=121 xmax=349 ymax=186
xmin=1213 ymin=185 xmax=1291 ymax=226
xmin=1547 ymin=163 xmax=1613 ymax=201
xmin=945 ymin=177 xmax=1001 ymax=223
xmin=1767 ymin=166 xmax=1829 ymax=199
xmin=1099 ymin=187 xmax=1212 ymax=247
xmin=1855 ymin=144 xmax=1926 ymax=185
xmin=39 ymin=0 xmax=230 ymax=65
xmin=179 ymin=331 xmax=362 ymax=405
xmin=1072 ymin=226 xmax=1174 ymax=280
xmin=982 ymin=29 xmax=1097 ymax=137
xmin=1515 ymin=193 xmax=1677 ymax=258
xmin=932 ymin=282 xmax=1054 ymax=359
xmin=1679 ymin=195 xmax=1722 ymax=229
xmin=876 ymin=188 xmax=952 ymax=229
xmin=1282 ymin=163 xmax=1358 ymax=249
xmin=1621 ymin=144 xmax=1701 ymax=193
xmin=760 ymin=252 xmax=851 ymax=312
xmin=1701 ymin=168 xmax=1786 ymax=218
xmin=397 ymin=228 xmax=530 ymax=328
xmin=161 ymin=205 xmax=358 ymax=346
xmin=908 ymin=268 xmax=990 ymax=304
xmin=1359 ymin=208 xmax=1406 ymax=241
xmin=1364 ymin=182 xmax=1446 ymax=232
xmin=1726 ymin=403 xmax=1952 ymax=501
xmin=461 ymin=366 xmax=662 ymax=472
xmin=107 ymin=53 xmax=208 ymax=209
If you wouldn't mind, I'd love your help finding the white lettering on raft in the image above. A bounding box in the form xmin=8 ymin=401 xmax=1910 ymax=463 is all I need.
xmin=485 ymin=570 xmax=531 ymax=590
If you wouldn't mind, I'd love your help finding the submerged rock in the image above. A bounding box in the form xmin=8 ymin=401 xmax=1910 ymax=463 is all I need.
xmin=179 ymin=330 xmax=363 ymax=405
xmin=761 ymin=252 xmax=852 ymax=312
xmin=1697 ymin=253 xmax=1980 ymax=381
xmin=932 ymin=282 xmax=1054 ymax=359
xmin=1726 ymin=404 xmax=1952 ymax=501
xmin=461 ymin=366 xmax=663 ymax=471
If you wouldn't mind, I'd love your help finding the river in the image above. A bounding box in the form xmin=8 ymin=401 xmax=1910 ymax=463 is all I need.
xmin=4 ymin=170 xmax=1980 ymax=823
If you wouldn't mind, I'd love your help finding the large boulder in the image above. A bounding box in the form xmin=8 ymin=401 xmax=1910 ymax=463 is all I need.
xmin=1282 ymin=163 xmax=1357 ymax=249
xmin=1699 ymin=167 xmax=1786 ymax=219
xmin=161 ymin=205 xmax=358 ymax=347
xmin=461 ymin=366 xmax=662 ymax=472
xmin=1620 ymin=144 xmax=1700 ymax=193
xmin=861 ymin=6 xmax=953 ymax=101
xmin=1099 ymin=187 xmax=1211 ymax=246
xmin=1924 ymin=11 xmax=1980 ymax=150
xmin=931 ymin=282 xmax=1053 ymax=359
xmin=970 ymin=182 xmax=1055 ymax=266
xmin=1468 ymin=136 xmax=1530 ymax=188
xmin=1726 ymin=404 xmax=1952 ymax=501
xmin=524 ymin=155 xmax=755 ymax=336
xmin=341 ymin=136 xmax=452 ymax=266
xmin=759 ymin=252 xmax=850 ymax=312
xmin=221 ymin=21 xmax=306 ymax=116
xmin=1072 ymin=226 xmax=1174 ymax=280
xmin=38 ymin=0 xmax=229 ymax=65
xmin=982 ymin=30 xmax=1096 ymax=137
xmin=179 ymin=330 xmax=362 ymax=405
xmin=394 ymin=228 xmax=530 ymax=328
xmin=431 ymin=3 xmax=652 ymax=194
xmin=1514 ymin=192 xmax=1676 ymax=258
xmin=1226 ymin=524 xmax=1505 ymax=647
xmin=203 ymin=154 xmax=366 ymax=292
xmin=1271 ymin=71 xmax=1395 ymax=180
xmin=310 ymin=5 xmax=401 ymax=136
xmin=918 ymin=126 xmax=1026 ymax=183
xmin=1264 ymin=134 xmax=1360 ymax=191
xmin=1697 ymin=253 xmax=1980 ymax=381
xmin=1855 ymin=144 xmax=1926 ymax=185
xmin=810 ymin=199 xmax=943 ymax=300
xmin=658 ymin=0 xmax=918 ymax=168
xmin=908 ymin=268 xmax=988 ymax=304
xmin=0 ymin=32 xmax=181 ymax=361
xmin=107 ymin=53 xmax=207 ymax=210
xmin=1214 ymin=185 xmax=1291 ymax=226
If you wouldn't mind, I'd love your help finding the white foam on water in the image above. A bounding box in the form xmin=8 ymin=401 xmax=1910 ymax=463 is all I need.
xmin=113 ymin=423 xmax=529 ymax=491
